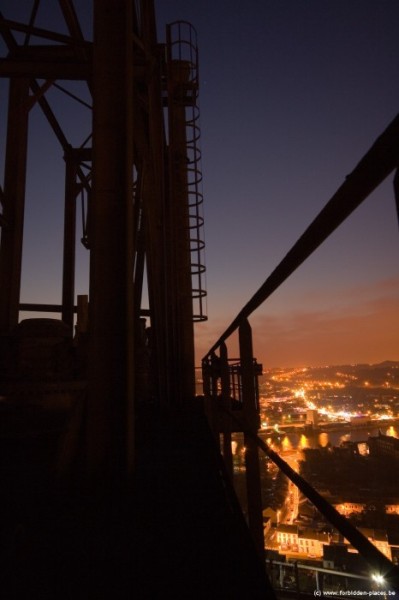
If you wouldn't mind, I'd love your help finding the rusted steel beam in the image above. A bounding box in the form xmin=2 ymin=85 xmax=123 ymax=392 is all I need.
xmin=394 ymin=169 xmax=399 ymax=227
xmin=20 ymin=303 xmax=76 ymax=313
xmin=87 ymin=0 xmax=135 ymax=482
xmin=19 ymin=304 xmax=149 ymax=317
xmin=141 ymin=31 xmax=170 ymax=405
xmin=0 ymin=58 xmax=90 ymax=79
xmin=58 ymin=0 xmax=86 ymax=44
xmin=205 ymin=113 xmax=399 ymax=358
xmin=0 ymin=214 xmax=8 ymax=228
xmin=58 ymin=0 xmax=93 ymax=95
xmin=0 ymin=21 xmax=78 ymax=152
xmin=165 ymin=24 xmax=196 ymax=403
xmin=31 ymin=80 xmax=70 ymax=150
xmin=239 ymin=320 xmax=264 ymax=560
xmin=19 ymin=303 xmax=152 ymax=317
xmin=220 ymin=342 xmax=234 ymax=480
xmin=0 ymin=185 xmax=5 ymax=227
xmin=24 ymin=0 xmax=40 ymax=46
xmin=0 ymin=78 xmax=30 ymax=332
xmin=1 ymin=17 xmax=90 ymax=46
xmin=132 ymin=169 xmax=145 ymax=318
xmin=61 ymin=150 xmax=78 ymax=330
xmin=0 ymin=11 xmax=19 ymax=49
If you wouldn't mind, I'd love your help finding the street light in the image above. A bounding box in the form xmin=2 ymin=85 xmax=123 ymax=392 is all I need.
xmin=371 ymin=573 xmax=385 ymax=586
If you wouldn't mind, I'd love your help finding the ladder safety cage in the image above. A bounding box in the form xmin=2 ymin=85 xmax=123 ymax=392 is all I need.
xmin=167 ymin=21 xmax=207 ymax=322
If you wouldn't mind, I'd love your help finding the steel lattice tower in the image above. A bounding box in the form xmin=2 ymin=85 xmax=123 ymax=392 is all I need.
xmin=0 ymin=1 xmax=207 ymax=480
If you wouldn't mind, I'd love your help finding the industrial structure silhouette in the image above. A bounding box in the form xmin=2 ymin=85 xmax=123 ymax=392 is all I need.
xmin=0 ymin=1 xmax=399 ymax=597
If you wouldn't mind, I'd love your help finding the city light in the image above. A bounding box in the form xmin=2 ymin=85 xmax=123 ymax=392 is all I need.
xmin=371 ymin=573 xmax=385 ymax=586
xmin=260 ymin=363 xmax=399 ymax=430
xmin=261 ymin=363 xmax=399 ymax=571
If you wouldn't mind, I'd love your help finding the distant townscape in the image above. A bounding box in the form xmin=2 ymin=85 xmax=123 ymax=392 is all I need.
xmin=222 ymin=361 xmax=399 ymax=586
xmin=259 ymin=360 xmax=399 ymax=429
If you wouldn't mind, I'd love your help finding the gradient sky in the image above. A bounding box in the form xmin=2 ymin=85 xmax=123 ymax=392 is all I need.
xmin=1 ymin=1 xmax=398 ymax=368
xmin=156 ymin=0 xmax=399 ymax=367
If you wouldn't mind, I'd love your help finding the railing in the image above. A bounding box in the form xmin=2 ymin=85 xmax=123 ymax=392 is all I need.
xmin=202 ymin=113 xmax=399 ymax=590
xmin=267 ymin=560 xmax=385 ymax=597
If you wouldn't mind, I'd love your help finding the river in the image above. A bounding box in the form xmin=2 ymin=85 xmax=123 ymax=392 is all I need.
xmin=258 ymin=423 xmax=399 ymax=452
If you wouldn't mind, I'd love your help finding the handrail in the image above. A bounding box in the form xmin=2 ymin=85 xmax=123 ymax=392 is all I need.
xmin=203 ymin=113 xmax=399 ymax=360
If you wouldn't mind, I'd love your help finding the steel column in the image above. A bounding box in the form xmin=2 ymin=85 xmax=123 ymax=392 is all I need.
xmin=220 ymin=342 xmax=234 ymax=480
xmin=0 ymin=78 xmax=29 ymax=333
xmin=166 ymin=56 xmax=195 ymax=404
xmin=239 ymin=319 xmax=264 ymax=560
xmin=142 ymin=41 xmax=170 ymax=406
xmin=61 ymin=149 xmax=77 ymax=331
xmin=87 ymin=0 xmax=135 ymax=482
xmin=394 ymin=168 xmax=399 ymax=226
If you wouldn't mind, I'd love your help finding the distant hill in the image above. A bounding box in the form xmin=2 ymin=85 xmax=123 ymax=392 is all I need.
xmin=262 ymin=361 xmax=399 ymax=388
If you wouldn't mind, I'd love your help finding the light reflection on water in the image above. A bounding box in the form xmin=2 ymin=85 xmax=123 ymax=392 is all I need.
xmin=298 ymin=434 xmax=309 ymax=449
xmin=281 ymin=436 xmax=292 ymax=451
xmin=386 ymin=426 xmax=398 ymax=438
xmin=338 ymin=433 xmax=350 ymax=445
xmin=318 ymin=432 xmax=329 ymax=447
xmin=261 ymin=425 xmax=397 ymax=451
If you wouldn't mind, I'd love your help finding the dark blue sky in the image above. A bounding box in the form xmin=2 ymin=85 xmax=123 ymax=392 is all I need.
xmin=1 ymin=1 xmax=398 ymax=367
xmin=156 ymin=0 xmax=399 ymax=366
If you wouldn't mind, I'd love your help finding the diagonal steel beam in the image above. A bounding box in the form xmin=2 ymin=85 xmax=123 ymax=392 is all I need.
xmin=1 ymin=17 xmax=88 ymax=46
xmin=205 ymin=113 xmax=399 ymax=358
